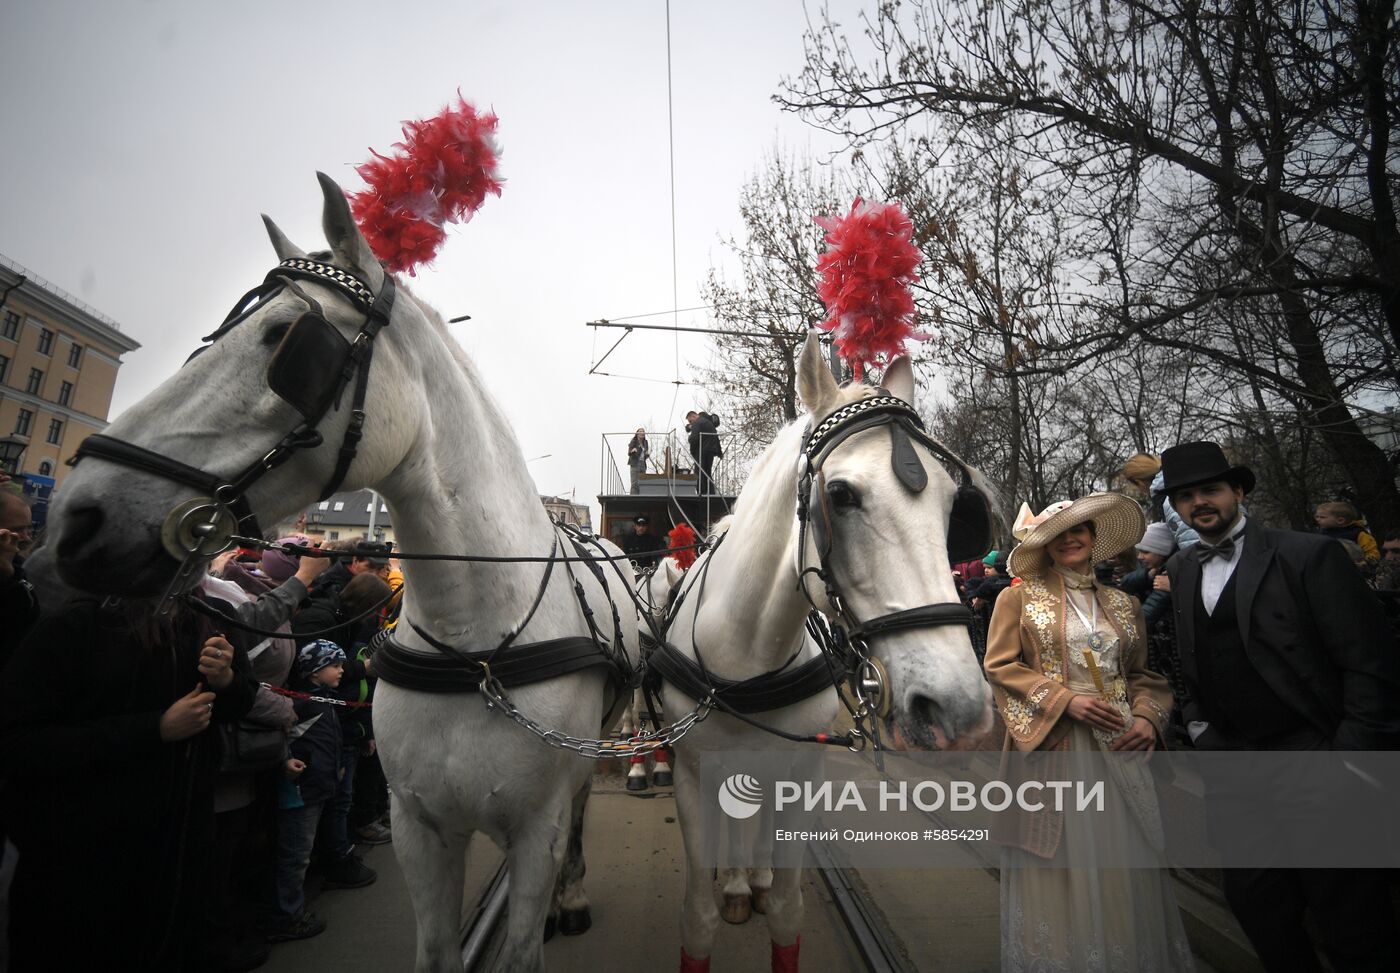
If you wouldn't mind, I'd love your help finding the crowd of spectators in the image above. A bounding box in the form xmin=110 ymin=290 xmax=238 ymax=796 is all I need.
xmin=0 ymin=495 xmax=401 ymax=973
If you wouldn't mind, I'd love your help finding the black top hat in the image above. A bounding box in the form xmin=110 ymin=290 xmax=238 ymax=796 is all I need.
xmin=1159 ymin=441 xmax=1255 ymax=496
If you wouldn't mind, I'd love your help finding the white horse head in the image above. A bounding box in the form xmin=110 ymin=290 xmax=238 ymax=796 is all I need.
xmin=46 ymin=173 xmax=530 ymax=605
xmin=793 ymin=335 xmax=994 ymax=750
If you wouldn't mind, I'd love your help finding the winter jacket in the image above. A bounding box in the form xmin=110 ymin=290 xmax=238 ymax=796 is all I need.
xmin=687 ymin=413 xmax=723 ymax=460
xmin=289 ymin=686 xmax=342 ymax=806
xmin=1319 ymin=522 xmax=1380 ymax=563
xmin=1150 ymin=470 xmax=1200 ymax=551
xmin=0 ymin=556 xmax=39 ymax=675
xmin=0 ymin=594 xmax=256 ymax=971
xmin=1118 ymin=566 xmax=1172 ymax=628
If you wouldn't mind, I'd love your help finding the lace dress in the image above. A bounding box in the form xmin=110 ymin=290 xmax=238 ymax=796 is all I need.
xmin=1000 ymin=576 xmax=1196 ymax=972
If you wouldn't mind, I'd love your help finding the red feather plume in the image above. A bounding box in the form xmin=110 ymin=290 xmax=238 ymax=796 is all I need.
xmin=667 ymin=523 xmax=698 ymax=571
xmin=349 ymin=94 xmax=503 ymax=275
xmin=813 ymin=199 xmax=926 ymax=378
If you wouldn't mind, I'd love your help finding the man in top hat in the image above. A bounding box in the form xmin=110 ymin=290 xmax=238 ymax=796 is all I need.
xmin=1160 ymin=440 xmax=1400 ymax=971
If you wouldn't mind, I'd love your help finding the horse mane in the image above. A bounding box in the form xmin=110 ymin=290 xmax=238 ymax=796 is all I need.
xmin=391 ymin=277 xmax=477 ymax=378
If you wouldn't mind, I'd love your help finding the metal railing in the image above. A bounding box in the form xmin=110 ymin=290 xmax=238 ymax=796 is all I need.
xmin=0 ymin=252 xmax=125 ymax=333
xmin=600 ymin=429 xmax=740 ymax=498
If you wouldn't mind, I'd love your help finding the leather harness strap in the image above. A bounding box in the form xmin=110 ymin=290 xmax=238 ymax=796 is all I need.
xmin=646 ymin=641 xmax=834 ymax=714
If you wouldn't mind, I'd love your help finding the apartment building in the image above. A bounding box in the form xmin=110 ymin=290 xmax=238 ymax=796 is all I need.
xmin=0 ymin=253 xmax=141 ymax=485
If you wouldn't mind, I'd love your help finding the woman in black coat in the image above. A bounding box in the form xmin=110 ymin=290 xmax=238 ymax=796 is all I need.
xmin=0 ymin=595 xmax=256 ymax=971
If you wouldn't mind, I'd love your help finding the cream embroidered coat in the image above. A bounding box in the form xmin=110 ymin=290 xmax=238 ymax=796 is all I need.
xmin=983 ymin=576 xmax=1174 ymax=859
xmin=984 ymin=576 xmax=1173 ymax=753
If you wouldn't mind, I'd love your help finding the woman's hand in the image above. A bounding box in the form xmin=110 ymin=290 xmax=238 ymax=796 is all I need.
xmin=198 ymin=636 xmax=236 ymax=690
xmin=284 ymin=758 xmax=306 ymax=780
xmin=160 ymin=684 xmax=215 ymax=741
xmin=1065 ymin=694 xmax=1128 ymax=732
xmin=1152 ymin=573 xmax=1171 ymax=593
xmin=1109 ymin=716 xmax=1157 ymax=752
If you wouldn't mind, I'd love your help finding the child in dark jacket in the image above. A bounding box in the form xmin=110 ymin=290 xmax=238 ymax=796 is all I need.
xmin=267 ymin=640 xmax=345 ymax=943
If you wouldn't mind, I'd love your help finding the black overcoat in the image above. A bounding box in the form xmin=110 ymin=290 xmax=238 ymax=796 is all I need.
xmin=1166 ymin=518 xmax=1400 ymax=750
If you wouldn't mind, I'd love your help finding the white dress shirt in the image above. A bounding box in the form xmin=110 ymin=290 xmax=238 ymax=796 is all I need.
xmin=1200 ymin=515 xmax=1247 ymax=615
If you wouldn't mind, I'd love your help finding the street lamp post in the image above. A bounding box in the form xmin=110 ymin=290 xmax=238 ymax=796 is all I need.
xmin=0 ymin=435 xmax=29 ymax=477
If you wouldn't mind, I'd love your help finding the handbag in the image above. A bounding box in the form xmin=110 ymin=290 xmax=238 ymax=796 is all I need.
xmin=217 ymin=720 xmax=287 ymax=774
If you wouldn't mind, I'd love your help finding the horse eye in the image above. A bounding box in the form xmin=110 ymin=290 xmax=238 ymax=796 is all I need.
xmin=827 ymin=480 xmax=861 ymax=510
xmin=262 ymin=320 xmax=293 ymax=347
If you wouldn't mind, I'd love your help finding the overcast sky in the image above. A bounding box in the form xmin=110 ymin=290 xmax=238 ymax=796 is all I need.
xmin=1 ymin=0 xmax=865 ymax=520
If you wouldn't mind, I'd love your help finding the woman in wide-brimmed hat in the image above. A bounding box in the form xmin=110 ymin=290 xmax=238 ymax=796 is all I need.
xmin=985 ymin=493 xmax=1192 ymax=971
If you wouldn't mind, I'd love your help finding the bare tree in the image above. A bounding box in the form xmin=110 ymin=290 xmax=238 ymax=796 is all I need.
xmin=697 ymin=148 xmax=853 ymax=458
xmin=780 ymin=0 xmax=1400 ymax=531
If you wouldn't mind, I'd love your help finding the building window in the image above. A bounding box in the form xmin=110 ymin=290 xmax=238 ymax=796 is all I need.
xmin=333 ymin=501 xmax=345 ymax=511
xmin=25 ymin=368 xmax=42 ymax=394
xmin=14 ymin=409 xmax=32 ymax=436
xmin=328 ymin=530 xmax=341 ymax=541
xmin=366 ymin=502 xmax=374 ymax=512
xmin=46 ymin=419 xmax=63 ymax=445
xmin=58 ymin=381 xmax=73 ymax=406
xmin=38 ymin=460 xmax=53 ymax=476
xmin=0 ymin=354 xmax=8 ymax=384
xmin=37 ymin=328 xmax=54 ymax=355
xmin=1 ymin=311 xmax=18 ymax=340
xmin=67 ymin=343 xmax=83 ymax=369
xmin=318 ymin=501 xmax=329 ymax=510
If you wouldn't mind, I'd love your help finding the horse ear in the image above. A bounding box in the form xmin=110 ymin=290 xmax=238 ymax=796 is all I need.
xmin=261 ymin=215 xmax=306 ymax=261
xmin=316 ymin=171 xmax=385 ymax=292
xmin=882 ymin=355 xmax=916 ymax=405
xmin=797 ymin=332 xmax=839 ymax=416
xmin=666 ymin=558 xmax=684 ymax=588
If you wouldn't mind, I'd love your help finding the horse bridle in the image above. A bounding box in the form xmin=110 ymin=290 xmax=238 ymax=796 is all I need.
xmin=794 ymin=394 xmax=992 ymax=718
xmin=68 ymin=257 xmax=396 ymax=561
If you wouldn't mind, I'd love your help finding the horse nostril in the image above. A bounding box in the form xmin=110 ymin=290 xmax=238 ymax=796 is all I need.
xmin=56 ymin=506 xmax=105 ymax=559
xmin=911 ymin=695 xmax=958 ymax=745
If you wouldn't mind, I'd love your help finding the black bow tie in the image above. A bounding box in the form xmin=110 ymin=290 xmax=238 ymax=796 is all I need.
xmin=1196 ymin=533 xmax=1242 ymax=563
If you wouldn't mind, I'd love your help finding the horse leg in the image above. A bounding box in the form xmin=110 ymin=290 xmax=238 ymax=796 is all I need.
xmin=674 ymin=757 xmax=721 ymax=972
xmin=652 ymin=746 xmax=674 ymax=787
xmin=390 ymin=791 xmax=468 ymax=973
xmin=764 ymin=866 xmax=805 ymax=973
xmin=719 ymin=867 xmax=753 ymax=925
xmin=554 ymin=777 xmax=594 ymax=936
xmin=495 ymin=798 xmax=571 ymax=973
xmin=749 ymin=867 xmax=774 ymax=915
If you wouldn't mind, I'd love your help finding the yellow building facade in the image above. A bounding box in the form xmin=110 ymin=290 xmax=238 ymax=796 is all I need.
xmin=0 ymin=253 xmax=141 ymax=485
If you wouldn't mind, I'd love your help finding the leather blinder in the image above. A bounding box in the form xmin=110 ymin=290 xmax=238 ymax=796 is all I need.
xmin=889 ymin=422 xmax=928 ymax=493
xmin=266 ymin=313 xmax=352 ymax=421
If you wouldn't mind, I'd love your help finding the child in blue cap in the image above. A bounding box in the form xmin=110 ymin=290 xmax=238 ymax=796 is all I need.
xmin=266 ymin=640 xmax=346 ymax=943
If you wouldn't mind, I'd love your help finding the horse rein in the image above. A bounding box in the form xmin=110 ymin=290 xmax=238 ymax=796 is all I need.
xmin=68 ymin=258 xmax=396 ymax=576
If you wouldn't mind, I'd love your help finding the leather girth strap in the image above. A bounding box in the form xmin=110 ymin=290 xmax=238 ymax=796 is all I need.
xmin=647 ymin=642 xmax=833 ymax=714
xmin=373 ymin=634 xmax=621 ymax=693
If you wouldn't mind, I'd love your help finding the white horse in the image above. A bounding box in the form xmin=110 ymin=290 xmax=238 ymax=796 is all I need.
xmin=661 ymin=336 xmax=996 ymax=972
xmin=38 ymin=174 xmax=637 ymax=973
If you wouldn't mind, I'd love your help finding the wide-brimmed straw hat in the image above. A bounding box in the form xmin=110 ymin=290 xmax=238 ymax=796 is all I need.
xmin=1007 ymin=493 xmax=1146 ymax=579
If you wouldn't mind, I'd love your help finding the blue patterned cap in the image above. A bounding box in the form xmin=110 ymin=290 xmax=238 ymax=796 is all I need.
xmin=295 ymin=639 xmax=346 ymax=679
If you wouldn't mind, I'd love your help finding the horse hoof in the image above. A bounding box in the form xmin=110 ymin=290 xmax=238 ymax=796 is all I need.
xmin=652 ymin=770 xmax=673 ymax=786
xmin=721 ymin=892 xmax=752 ymax=924
xmin=626 ymin=775 xmax=649 ymax=792
xmin=559 ymin=906 xmax=592 ymax=936
xmin=543 ymin=914 xmax=557 ymax=942
xmin=751 ymin=886 xmax=770 ymax=914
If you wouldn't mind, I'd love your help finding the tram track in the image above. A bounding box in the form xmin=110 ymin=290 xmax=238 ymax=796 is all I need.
xmin=459 ymin=842 xmax=914 ymax=972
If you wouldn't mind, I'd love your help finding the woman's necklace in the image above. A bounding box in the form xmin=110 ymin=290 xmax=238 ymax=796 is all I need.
xmin=1064 ymin=586 xmax=1105 ymax=653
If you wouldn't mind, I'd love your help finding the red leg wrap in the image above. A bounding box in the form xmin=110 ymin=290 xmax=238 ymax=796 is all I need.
xmin=656 ymin=748 xmax=673 ymax=763
xmin=771 ymin=937 xmax=800 ymax=973
xmin=680 ymin=946 xmax=711 ymax=973
xmin=630 ymin=753 xmax=647 ymax=765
